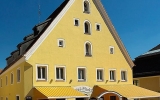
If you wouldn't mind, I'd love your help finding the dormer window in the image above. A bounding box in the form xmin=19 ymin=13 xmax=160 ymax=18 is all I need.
xmin=83 ymin=0 xmax=90 ymax=13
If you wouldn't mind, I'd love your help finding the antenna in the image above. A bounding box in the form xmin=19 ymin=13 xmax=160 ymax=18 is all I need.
xmin=38 ymin=0 xmax=41 ymax=23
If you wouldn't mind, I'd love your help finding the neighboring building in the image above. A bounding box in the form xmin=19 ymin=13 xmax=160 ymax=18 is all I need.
xmin=133 ymin=44 xmax=160 ymax=99
xmin=0 ymin=0 xmax=160 ymax=100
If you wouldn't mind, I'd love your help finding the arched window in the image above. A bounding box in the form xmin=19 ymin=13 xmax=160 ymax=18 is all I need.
xmin=84 ymin=1 xmax=90 ymax=13
xmin=85 ymin=42 xmax=92 ymax=56
xmin=84 ymin=21 xmax=91 ymax=34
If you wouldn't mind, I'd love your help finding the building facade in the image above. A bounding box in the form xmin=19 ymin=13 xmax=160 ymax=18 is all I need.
xmin=0 ymin=0 xmax=160 ymax=100
xmin=133 ymin=44 xmax=160 ymax=100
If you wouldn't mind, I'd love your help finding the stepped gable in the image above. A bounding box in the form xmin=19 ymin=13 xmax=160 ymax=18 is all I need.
xmin=3 ymin=0 xmax=69 ymax=72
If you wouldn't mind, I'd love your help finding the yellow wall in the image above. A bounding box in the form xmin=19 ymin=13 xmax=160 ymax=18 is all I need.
xmin=135 ymin=76 xmax=160 ymax=92
xmin=0 ymin=61 xmax=24 ymax=100
xmin=28 ymin=0 xmax=133 ymax=88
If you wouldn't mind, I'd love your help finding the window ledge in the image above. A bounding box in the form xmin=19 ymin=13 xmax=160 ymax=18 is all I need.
xmin=85 ymin=55 xmax=92 ymax=57
xmin=36 ymin=79 xmax=47 ymax=82
xmin=97 ymin=80 xmax=103 ymax=82
xmin=78 ymin=79 xmax=86 ymax=82
xmin=84 ymin=33 xmax=91 ymax=35
xmin=74 ymin=24 xmax=79 ymax=26
xmin=121 ymin=80 xmax=127 ymax=82
xmin=56 ymin=79 xmax=65 ymax=82
xmin=109 ymin=80 xmax=116 ymax=82
xmin=83 ymin=11 xmax=90 ymax=14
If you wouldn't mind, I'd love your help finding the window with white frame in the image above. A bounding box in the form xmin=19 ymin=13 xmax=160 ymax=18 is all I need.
xmin=17 ymin=68 xmax=20 ymax=82
xmin=84 ymin=21 xmax=91 ymax=34
xmin=11 ymin=73 xmax=14 ymax=84
xmin=58 ymin=39 xmax=65 ymax=47
xmin=85 ymin=42 xmax=92 ymax=56
xmin=109 ymin=46 xmax=114 ymax=54
xmin=96 ymin=69 xmax=103 ymax=81
xmin=83 ymin=0 xmax=90 ymax=13
xmin=96 ymin=23 xmax=101 ymax=31
xmin=16 ymin=95 xmax=19 ymax=100
xmin=37 ymin=65 xmax=48 ymax=81
xmin=55 ymin=66 xmax=65 ymax=80
xmin=109 ymin=70 xmax=116 ymax=81
xmin=6 ymin=76 xmax=7 ymax=85
xmin=74 ymin=19 xmax=79 ymax=26
xmin=78 ymin=68 xmax=86 ymax=81
xmin=121 ymin=70 xmax=127 ymax=81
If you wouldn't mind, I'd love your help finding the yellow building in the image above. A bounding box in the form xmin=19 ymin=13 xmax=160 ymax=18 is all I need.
xmin=0 ymin=0 xmax=160 ymax=100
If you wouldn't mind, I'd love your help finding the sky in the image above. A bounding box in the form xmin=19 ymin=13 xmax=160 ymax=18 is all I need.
xmin=0 ymin=0 xmax=160 ymax=69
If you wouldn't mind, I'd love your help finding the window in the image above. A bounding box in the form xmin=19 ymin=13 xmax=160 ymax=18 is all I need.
xmin=133 ymin=80 xmax=139 ymax=86
xmin=121 ymin=70 xmax=127 ymax=81
xmin=96 ymin=69 xmax=103 ymax=81
xmin=96 ymin=23 xmax=101 ymax=31
xmin=16 ymin=96 xmax=19 ymax=100
xmin=83 ymin=0 xmax=90 ymax=13
xmin=17 ymin=68 xmax=20 ymax=82
xmin=6 ymin=76 xmax=7 ymax=85
xmin=74 ymin=19 xmax=79 ymax=26
xmin=11 ymin=73 xmax=14 ymax=84
xmin=0 ymin=79 xmax=2 ymax=87
xmin=36 ymin=65 xmax=48 ymax=81
xmin=55 ymin=66 xmax=65 ymax=80
xmin=109 ymin=70 xmax=116 ymax=81
xmin=110 ymin=96 xmax=116 ymax=100
xmin=109 ymin=46 xmax=114 ymax=54
xmin=84 ymin=21 xmax=91 ymax=34
xmin=85 ymin=42 xmax=92 ymax=56
xmin=58 ymin=39 xmax=65 ymax=47
xmin=78 ymin=68 xmax=86 ymax=81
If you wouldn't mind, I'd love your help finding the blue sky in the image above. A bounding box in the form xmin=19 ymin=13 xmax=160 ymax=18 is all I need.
xmin=0 ymin=0 xmax=160 ymax=69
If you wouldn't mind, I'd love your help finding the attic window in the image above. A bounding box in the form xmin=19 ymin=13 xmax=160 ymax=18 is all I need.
xmin=109 ymin=46 xmax=114 ymax=54
xmin=58 ymin=39 xmax=65 ymax=47
xmin=96 ymin=23 xmax=101 ymax=31
xmin=84 ymin=21 xmax=91 ymax=34
xmin=83 ymin=1 xmax=90 ymax=13
xmin=74 ymin=19 xmax=79 ymax=26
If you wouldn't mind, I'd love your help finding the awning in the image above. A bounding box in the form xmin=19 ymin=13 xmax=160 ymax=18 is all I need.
xmin=34 ymin=86 xmax=89 ymax=99
xmin=92 ymin=85 xmax=160 ymax=99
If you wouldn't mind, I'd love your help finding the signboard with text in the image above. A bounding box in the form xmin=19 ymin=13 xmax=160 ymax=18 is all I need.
xmin=74 ymin=86 xmax=93 ymax=96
